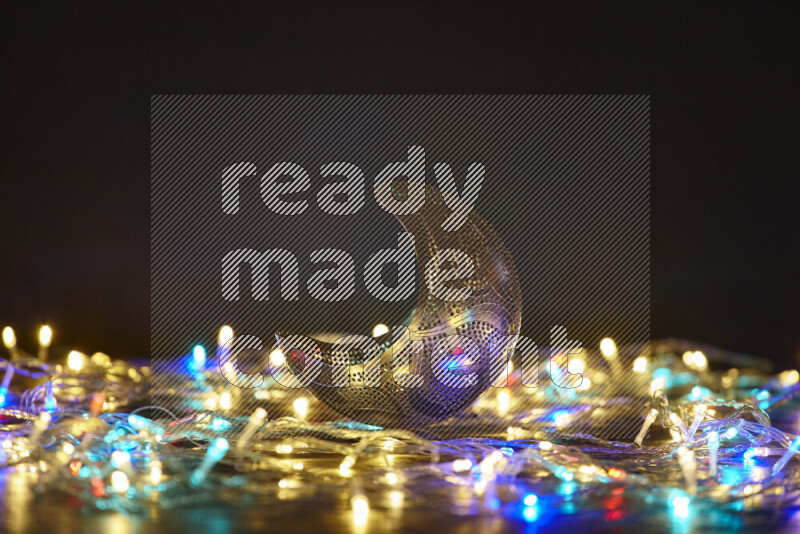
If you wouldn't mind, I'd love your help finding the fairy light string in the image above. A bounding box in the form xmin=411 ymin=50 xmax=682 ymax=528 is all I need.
xmin=0 ymin=326 xmax=798 ymax=521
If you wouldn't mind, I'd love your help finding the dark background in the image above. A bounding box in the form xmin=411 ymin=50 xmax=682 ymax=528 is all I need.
xmin=1 ymin=2 xmax=798 ymax=367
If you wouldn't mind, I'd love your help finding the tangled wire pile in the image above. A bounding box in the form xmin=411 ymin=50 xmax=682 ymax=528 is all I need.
xmin=1 ymin=326 xmax=799 ymax=525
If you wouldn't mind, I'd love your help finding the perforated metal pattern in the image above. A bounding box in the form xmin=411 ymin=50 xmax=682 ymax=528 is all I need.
xmin=279 ymin=185 xmax=522 ymax=428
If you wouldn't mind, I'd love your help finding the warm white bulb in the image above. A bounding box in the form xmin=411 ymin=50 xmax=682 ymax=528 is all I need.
xmin=651 ymin=377 xmax=666 ymax=393
xmin=150 ymin=462 xmax=163 ymax=485
xmin=632 ymin=356 xmax=647 ymax=373
xmin=371 ymin=323 xmax=390 ymax=338
xmin=111 ymin=470 xmax=130 ymax=492
xmin=388 ymin=490 xmax=404 ymax=508
xmin=692 ymin=351 xmax=707 ymax=369
xmin=2 ymin=327 xmax=15 ymax=349
xmin=599 ymin=338 xmax=617 ymax=358
xmin=39 ymin=325 xmax=53 ymax=347
xmin=91 ymin=352 xmax=111 ymax=367
xmin=67 ymin=351 xmax=84 ymax=371
xmin=293 ymin=397 xmax=309 ymax=420
xmin=496 ymin=389 xmax=511 ymax=416
xmin=567 ymin=358 xmax=585 ymax=374
xmin=555 ymin=412 xmax=570 ymax=427
xmin=780 ymin=370 xmax=799 ymax=387
xmin=218 ymin=325 xmax=234 ymax=345
xmin=269 ymin=349 xmax=286 ymax=366
xmin=352 ymin=495 xmax=369 ymax=525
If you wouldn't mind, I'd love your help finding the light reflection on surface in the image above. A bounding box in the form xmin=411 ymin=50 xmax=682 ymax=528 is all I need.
xmin=0 ymin=463 xmax=798 ymax=534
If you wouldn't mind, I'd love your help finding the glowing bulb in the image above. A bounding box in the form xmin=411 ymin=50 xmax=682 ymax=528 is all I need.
xmin=453 ymin=458 xmax=473 ymax=473
xmin=111 ymin=470 xmax=130 ymax=492
xmin=634 ymin=409 xmax=659 ymax=447
xmin=608 ymin=467 xmax=625 ymax=480
xmin=682 ymin=351 xmax=695 ymax=366
xmin=385 ymin=472 xmax=399 ymax=485
xmin=692 ymin=351 xmax=707 ymax=369
xmin=779 ymin=370 xmax=799 ymax=386
xmin=632 ymin=357 xmax=647 ymax=373
xmin=269 ymin=348 xmax=286 ymax=366
xmin=555 ymin=411 xmax=570 ymax=428
xmin=497 ymin=389 xmax=511 ymax=416
xmin=724 ymin=427 xmax=738 ymax=440
xmin=388 ymin=490 xmax=403 ymax=508
xmin=753 ymin=447 xmax=770 ymax=457
xmin=150 ymin=461 xmax=163 ymax=485
xmin=45 ymin=381 xmax=56 ymax=411
xmin=670 ymin=412 xmax=689 ymax=440
xmin=576 ymin=377 xmax=591 ymax=391
xmin=599 ymin=338 xmax=617 ymax=358
xmin=671 ymin=495 xmax=690 ymax=517
xmin=687 ymin=404 xmax=706 ymax=441
xmin=523 ymin=506 xmax=538 ymax=522
xmin=277 ymin=444 xmax=293 ymax=454
xmin=523 ymin=493 xmax=538 ymax=506
xmin=371 ymin=323 xmax=389 ymax=338
xmin=650 ymin=377 xmax=666 ymax=393
xmin=2 ymin=327 xmax=15 ymax=349
xmin=221 ymin=361 xmax=236 ymax=380
xmin=204 ymin=396 xmax=217 ymax=410
xmin=111 ymin=450 xmax=131 ymax=467
xmin=63 ymin=442 xmax=75 ymax=455
xmin=192 ymin=345 xmax=206 ymax=367
xmin=293 ymin=397 xmax=309 ymax=420
xmin=672 ymin=496 xmax=690 ymax=507
xmin=219 ymin=392 xmax=232 ymax=410
xmin=567 ymin=358 xmax=585 ymax=374
xmin=673 ymin=506 xmax=689 ymax=519
xmin=67 ymin=351 xmax=84 ymax=371
xmin=340 ymin=454 xmax=356 ymax=476
xmin=39 ymin=325 xmax=52 ymax=347
xmin=352 ymin=495 xmax=369 ymax=525
xmin=91 ymin=352 xmax=111 ymax=367
xmin=218 ymin=325 xmax=234 ymax=345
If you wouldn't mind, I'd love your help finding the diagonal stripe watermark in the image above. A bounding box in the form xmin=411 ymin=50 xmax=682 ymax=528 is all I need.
xmin=151 ymin=95 xmax=649 ymax=440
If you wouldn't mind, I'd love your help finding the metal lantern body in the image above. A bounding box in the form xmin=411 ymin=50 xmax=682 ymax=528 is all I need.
xmin=279 ymin=185 xmax=522 ymax=428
